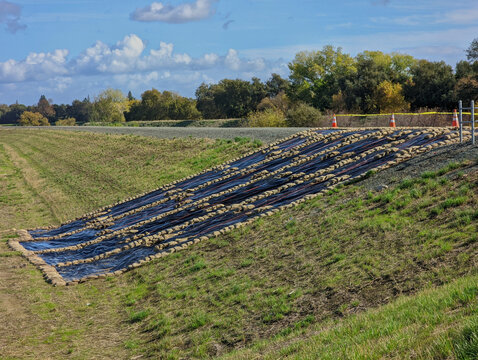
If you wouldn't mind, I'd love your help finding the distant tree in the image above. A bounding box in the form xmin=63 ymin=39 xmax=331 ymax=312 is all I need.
xmin=127 ymin=91 xmax=135 ymax=101
xmin=251 ymin=77 xmax=267 ymax=108
xmin=19 ymin=111 xmax=50 ymax=126
xmin=403 ymin=60 xmax=456 ymax=110
xmin=0 ymin=104 xmax=9 ymax=123
xmin=455 ymin=60 xmax=476 ymax=80
xmin=466 ymin=38 xmax=478 ymax=62
xmin=53 ymin=104 xmax=69 ymax=121
xmin=389 ymin=53 xmax=417 ymax=83
xmin=69 ymin=98 xmax=92 ymax=124
xmin=196 ymin=78 xmax=267 ymax=119
xmin=91 ymin=89 xmax=129 ymax=123
xmin=127 ymin=88 xmax=200 ymax=120
xmin=265 ymin=73 xmax=290 ymax=98
xmin=339 ymin=51 xmax=398 ymax=113
xmin=36 ymin=95 xmax=55 ymax=121
xmin=454 ymin=58 xmax=478 ymax=102
xmin=256 ymin=91 xmax=290 ymax=115
xmin=374 ymin=80 xmax=410 ymax=113
xmin=195 ymin=83 xmax=222 ymax=119
xmin=455 ymin=77 xmax=478 ymax=102
xmin=288 ymin=45 xmax=356 ymax=110
xmin=0 ymin=103 xmax=26 ymax=124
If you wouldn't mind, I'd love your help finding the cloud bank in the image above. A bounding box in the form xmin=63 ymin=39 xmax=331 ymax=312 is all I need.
xmin=0 ymin=33 xmax=284 ymax=104
xmin=130 ymin=0 xmax=217 ymax=23
xmin=0 ymin=0 xmax=26 ymax=33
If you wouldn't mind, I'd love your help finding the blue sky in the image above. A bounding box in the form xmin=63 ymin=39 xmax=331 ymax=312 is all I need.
xmin=0 ymin=0 xmax=477 ymax=105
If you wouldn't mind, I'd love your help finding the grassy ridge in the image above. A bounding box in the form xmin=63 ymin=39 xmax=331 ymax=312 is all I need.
xmin=0 ymin=129 xmax=476 ymax=359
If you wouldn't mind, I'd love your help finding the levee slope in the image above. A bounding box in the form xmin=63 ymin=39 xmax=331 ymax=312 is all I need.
xmin=10 ymin=128 xmax=473 ymax=285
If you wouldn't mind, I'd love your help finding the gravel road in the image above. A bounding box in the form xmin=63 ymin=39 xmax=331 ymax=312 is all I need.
xmin=18 ymin=126 xmax=310 ymax=143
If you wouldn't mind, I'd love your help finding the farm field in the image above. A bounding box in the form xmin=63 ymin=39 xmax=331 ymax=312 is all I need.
xmin=0 ymin=128 xmax=477 ymax=359
xmin=18 ymin=125 xmax=308 ymax=144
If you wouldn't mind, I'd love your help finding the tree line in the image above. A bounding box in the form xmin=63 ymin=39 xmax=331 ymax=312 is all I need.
xmin=1 ymin=39 xmax=477 ymax=126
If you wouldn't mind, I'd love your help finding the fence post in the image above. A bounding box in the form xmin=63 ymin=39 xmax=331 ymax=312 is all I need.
xmin=472 ymin=100 xmax=475 ymax=145
xmin=459 ymin=100 xmax=463 ymax=143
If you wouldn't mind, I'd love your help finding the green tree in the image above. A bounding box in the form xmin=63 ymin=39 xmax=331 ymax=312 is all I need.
xmin=0 ymin=104 xmax=9 ymax=124
xmin=53 ymin=104 xmax=69 ymax=121
xmin=375 ymin=80 xmax=410 ymax=113
xmin=288 ymin=45 xmax=356 ymax=110
xmin=127 ymin=89 xmax=200 ymax=120
xmin=91 ymin=89 xmax=129 ymax=123
xmin=69 ymin=98 xmax=92 ymax=124
xmin=196 ymin=78 xmax=267 ymax=119
xmin=403 ymin=60 xmax=456 ymax=110
xmin=265 ymin=73 xmax=290 ymax=98
xmin=0 ymin=103 xmax=26 ymax=124
xmin=338 ymin=51 xmax=403 ymax=113
xmin=195 ymin=83 xmax=222 ymax=119
xmin=456 ymin=77 xmax=478 ymax=102
xmin=257 ymin=91 xmax=290 ymax=115
xmin=36 ymin=95 xmax=55 ymax=121
xmin=19 ymin=111 xmax=50 ymax=126
xmin=466 ymin=38 xmax=478 ymax=61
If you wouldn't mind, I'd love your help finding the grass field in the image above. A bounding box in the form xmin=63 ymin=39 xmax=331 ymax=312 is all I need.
xmin=0 ymin=128 xmax=477 ymax=359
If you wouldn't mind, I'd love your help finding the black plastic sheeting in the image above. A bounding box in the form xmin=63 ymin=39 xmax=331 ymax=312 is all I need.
xmin=20 ymin=128 xmax=458 ymax=282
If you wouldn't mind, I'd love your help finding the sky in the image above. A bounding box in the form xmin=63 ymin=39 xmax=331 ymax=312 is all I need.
xmin=0 ymin=0 xmax=477 ymax=105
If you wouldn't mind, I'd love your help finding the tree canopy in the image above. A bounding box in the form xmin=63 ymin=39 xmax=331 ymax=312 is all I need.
xmin=3 ymin=38 xmax=478 ymax=126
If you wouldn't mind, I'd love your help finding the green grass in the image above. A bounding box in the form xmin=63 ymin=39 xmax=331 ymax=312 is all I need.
xmin=224 ymin=274 xmax=478 ymax=359
xmin=0 ymin=128 xmax=476 ymax=359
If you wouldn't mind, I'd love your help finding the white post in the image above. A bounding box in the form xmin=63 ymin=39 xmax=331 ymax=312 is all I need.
xmin=472 ymin=100 xmax=475 ymax=145
xmin=459 ymin=100 xmax=463 ymax=143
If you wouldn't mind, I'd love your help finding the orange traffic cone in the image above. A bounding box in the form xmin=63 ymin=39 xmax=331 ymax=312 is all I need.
xmin=452 ymin=109 xmax=459 ymax=127
xmin=389 ymin=113 xmax=396 ymax=128
xmin=332 ymin=114 xmax=338 ymax=128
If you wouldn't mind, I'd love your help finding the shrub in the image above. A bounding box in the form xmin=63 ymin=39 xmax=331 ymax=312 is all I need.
xmin=18 ymin=111 xmax=50 ymax=126
xmin=55 ymin=117 xmax=76 ymax=126
xmin=248 ymin=108 xmax=286 ymax=127
xmin=286 ymin=102 xmax=323 ymax=127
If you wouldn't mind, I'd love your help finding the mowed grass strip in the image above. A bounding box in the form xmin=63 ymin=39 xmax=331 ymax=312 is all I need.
xmin=0 ymin=129 xmax=262 ymax=224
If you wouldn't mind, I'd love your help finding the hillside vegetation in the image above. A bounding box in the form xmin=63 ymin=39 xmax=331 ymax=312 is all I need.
xmin=0 ymin=129 xmax=476 ymax=359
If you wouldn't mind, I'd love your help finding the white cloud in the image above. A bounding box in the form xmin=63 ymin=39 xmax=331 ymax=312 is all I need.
xmin=74 ymin=34 xmax=146 ymax=74
xmin=0 ymin=1 xmax=26 ymax=33
xmin=438 ymin=8 xmax=478 ymax=25
xmin=225 ymin=49 xmax=241 ymax=71
xmin=0 ymin=49 xmax=68 ymax=82
xmin=130 ymin=0 xmax=217 ymax=24
xmin=114 ymin=71 xmax=160 ymax=90
xmin=7 ymin=23 xmax=473 ymax=104
xmin=0 ymin=33 xmax=280 ymax=105
xmin=372 ymin=5 xmax=478 ymax=27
